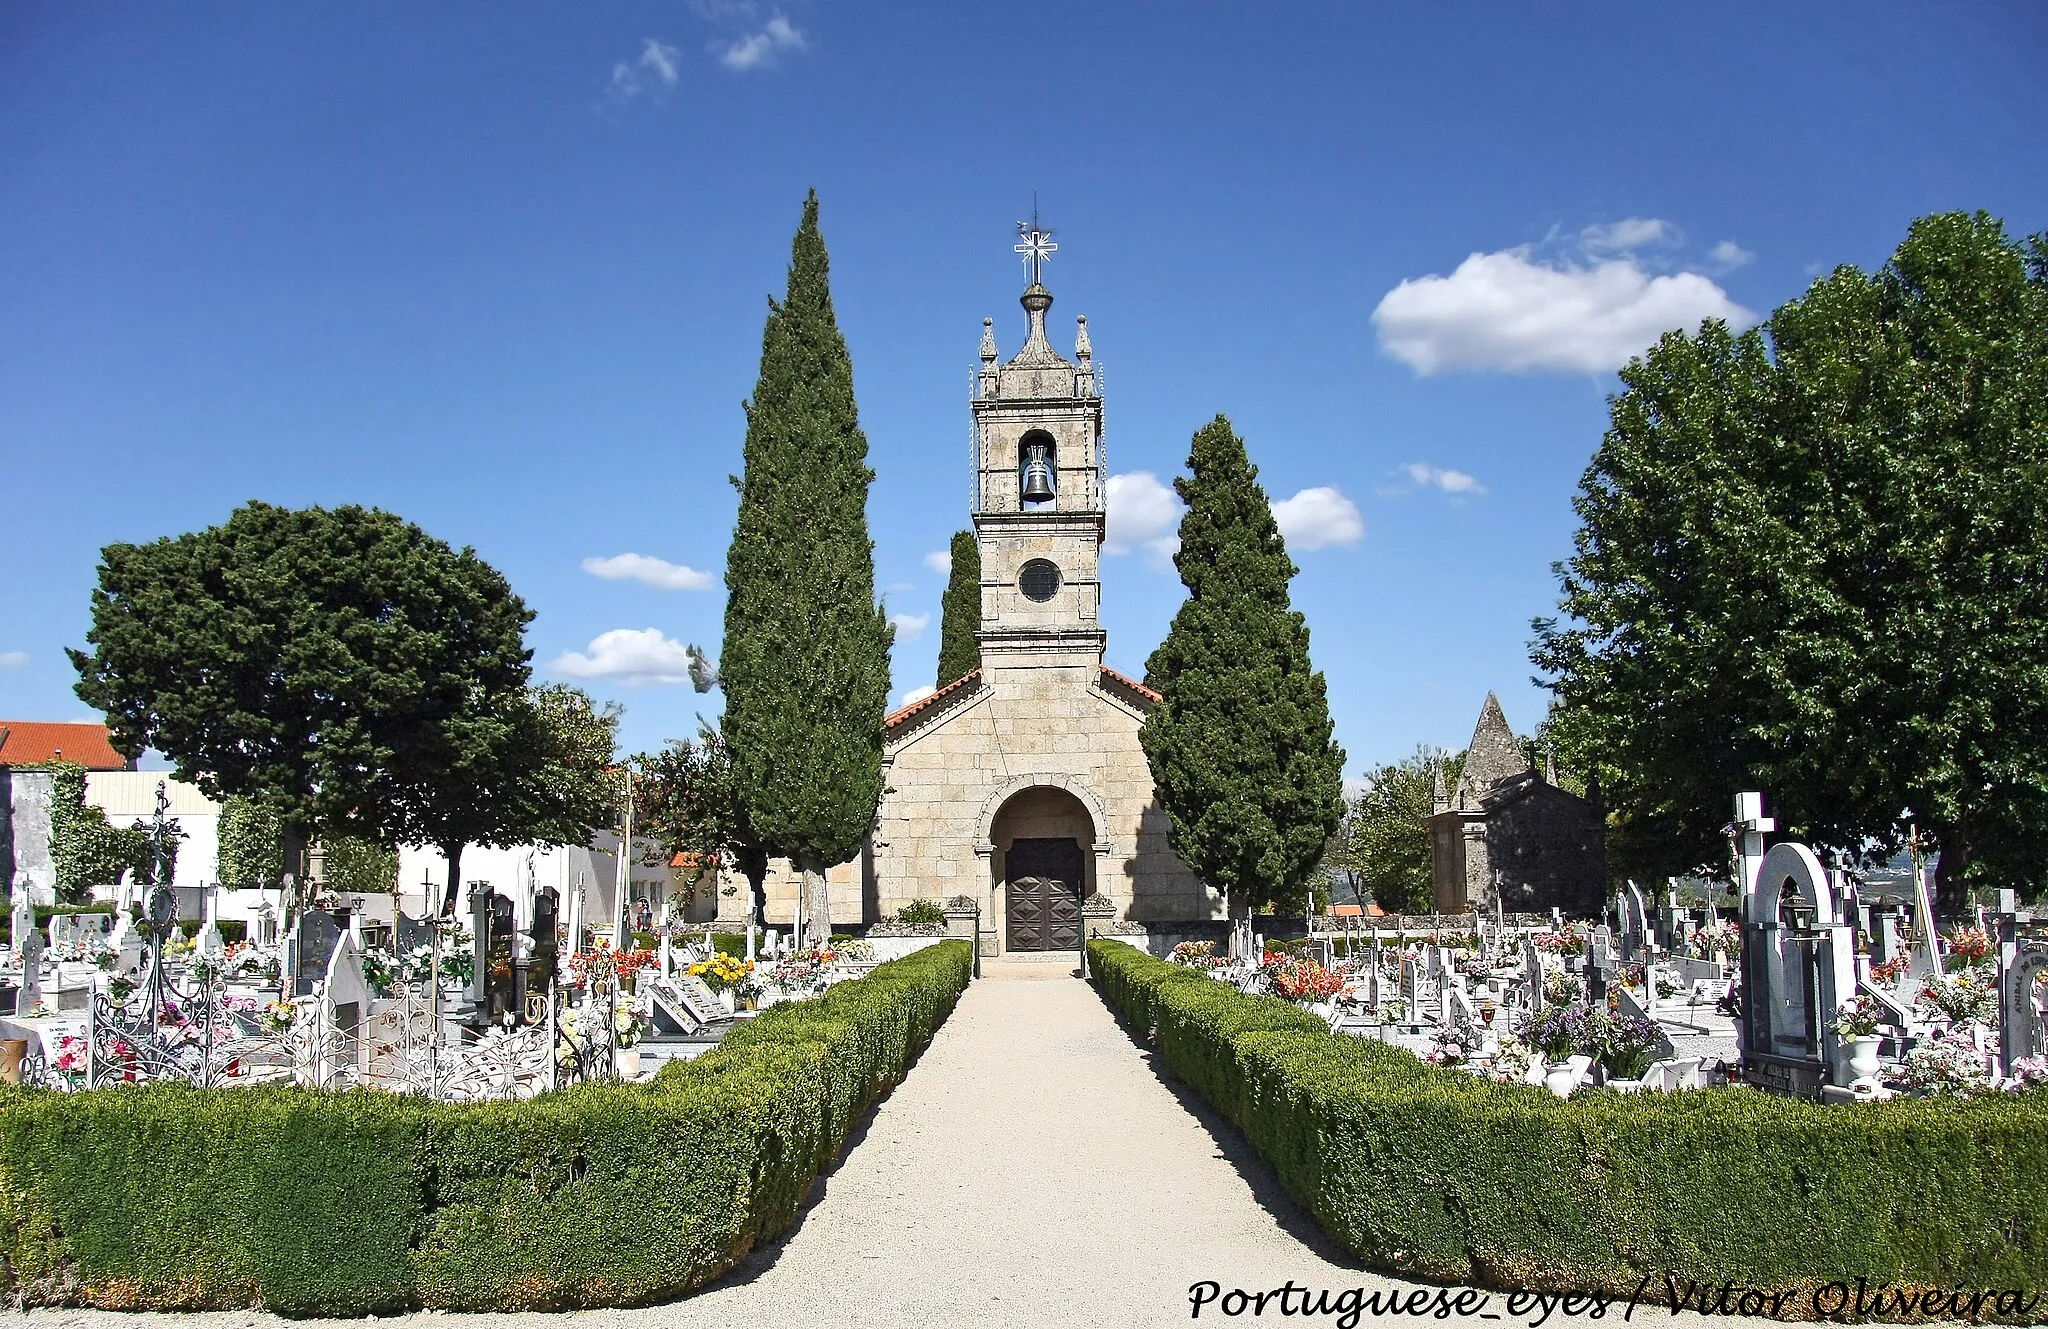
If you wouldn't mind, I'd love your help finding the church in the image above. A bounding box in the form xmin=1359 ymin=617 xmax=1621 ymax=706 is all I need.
xmin=721 ymin=235 xmax=1214 ymax=952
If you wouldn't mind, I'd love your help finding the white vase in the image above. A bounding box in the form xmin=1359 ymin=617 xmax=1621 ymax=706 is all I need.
xmin=1544 ymin=1065 xmax=1579 ymax=1099
xmin=1848 ymin=1036 xmax=1881 ymax=1082
xmin=613 ymin=1047 xmax=642 ymax=1078
xmin=718 ymin=988 xmax=736 ymax=1015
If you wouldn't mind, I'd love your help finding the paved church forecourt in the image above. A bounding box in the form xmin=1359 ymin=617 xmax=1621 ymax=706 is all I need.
xmin=19 ymin=961 xmax=1767 ymax=1329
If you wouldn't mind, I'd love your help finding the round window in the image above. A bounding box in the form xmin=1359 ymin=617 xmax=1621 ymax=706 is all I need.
xmin=1018 ymin=559 xmax=1061 ymax=602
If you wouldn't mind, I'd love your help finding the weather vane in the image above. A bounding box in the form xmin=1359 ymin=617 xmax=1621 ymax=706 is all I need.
xmin=1014 ymin=196 xmax=1057 ymax=286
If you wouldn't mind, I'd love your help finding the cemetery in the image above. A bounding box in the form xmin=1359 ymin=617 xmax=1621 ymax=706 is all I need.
xmin=1081 ymin=788 xmax=2048 ymax=1302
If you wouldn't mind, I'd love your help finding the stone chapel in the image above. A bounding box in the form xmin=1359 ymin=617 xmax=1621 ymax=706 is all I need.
xmin=719 ymin=250 xmax=1212 ymax=951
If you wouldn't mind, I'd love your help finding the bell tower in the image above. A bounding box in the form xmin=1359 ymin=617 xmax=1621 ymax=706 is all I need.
xmin=970 ymin=212 xmax=1107 ymax=681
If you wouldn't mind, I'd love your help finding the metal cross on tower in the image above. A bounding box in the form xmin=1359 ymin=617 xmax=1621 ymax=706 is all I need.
xmin=1014 ymin=202 xmax=1057 ymax=286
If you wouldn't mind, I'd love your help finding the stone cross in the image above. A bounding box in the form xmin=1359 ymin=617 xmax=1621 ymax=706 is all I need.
xmin=1521 ymin=938 xmax=1544 ymax=1009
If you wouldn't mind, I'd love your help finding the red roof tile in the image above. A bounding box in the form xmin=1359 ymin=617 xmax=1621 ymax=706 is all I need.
xmin=1099 ymin=666 xmax=1162 ymax=704
xmin=885 ymin=669 xmax=981 ymax=730
xmin=0 ymin=722 xmax=132 ymax=770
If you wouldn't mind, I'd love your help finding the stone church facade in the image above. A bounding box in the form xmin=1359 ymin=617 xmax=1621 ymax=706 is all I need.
xmin=719 ymin=263 xmax=1213 ymax=950
xmin=1429 ymin=693 xmax=1605 ymax=917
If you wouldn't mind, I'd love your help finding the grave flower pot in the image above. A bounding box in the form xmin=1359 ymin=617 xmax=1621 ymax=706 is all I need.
xmin=1543 ymin=1064 xmax=1578 ymax=1098
xmin=718 ymin=987 xmax=736 ymax=1015
xmin=1848 ymin=1036 xmax=1881 ymax=1082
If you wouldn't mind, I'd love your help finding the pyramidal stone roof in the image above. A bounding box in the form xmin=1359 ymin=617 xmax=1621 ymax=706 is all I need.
xmin=1453 ymin=692 xmax=1530 ymax=807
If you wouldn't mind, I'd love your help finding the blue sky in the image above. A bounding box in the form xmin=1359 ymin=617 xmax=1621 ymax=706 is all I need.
xmin=3 ymin=3 xmax=2044 ymax=775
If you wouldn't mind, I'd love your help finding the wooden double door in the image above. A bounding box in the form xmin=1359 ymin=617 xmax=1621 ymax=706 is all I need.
xmin=1005 ymin=837 xmax=1086 ymax=952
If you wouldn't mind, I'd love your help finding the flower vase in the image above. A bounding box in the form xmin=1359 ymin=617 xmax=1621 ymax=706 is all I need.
xmin=719 ymin=987 xmax=736 ymax=1015
xmin=613 ymin=1046 xmax=642 ymax=1078
xmin=1847 ymin=1036 xmax=1881 ymax=1083
xmin=1543 ymin=1064 xmax=1578 ymax=1099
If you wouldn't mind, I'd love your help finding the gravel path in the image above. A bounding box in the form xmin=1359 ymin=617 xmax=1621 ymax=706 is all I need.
xmin=11 ymin=961 xmax=1802 ymax=1328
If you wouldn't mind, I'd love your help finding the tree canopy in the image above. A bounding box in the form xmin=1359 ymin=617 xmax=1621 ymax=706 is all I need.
xmin=1141 ymin=414 xmax=1346 ymax=916
xmin=1532 ymin=212 xmax=2048 ymax=913
xmin=632 ymin=722 xmax=761 ymax=911
xmin=71 ymin=501 xmax=534 ymax=874
xmin=1331 ymin=746 xmax=1461 ymax=916
xmin=935 ymin=529 xmax=981 ymax=685
xmin=719 ymin=191 xmax=892 ymax=942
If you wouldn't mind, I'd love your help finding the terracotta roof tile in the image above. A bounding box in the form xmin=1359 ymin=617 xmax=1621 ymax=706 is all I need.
xmin=1099 ymin=666 xmax=1162 ymax=704
xmin=0 ymin=721 xmax=132 ymax=770
xmin=884 ymin=669 xmax=981 ymax=730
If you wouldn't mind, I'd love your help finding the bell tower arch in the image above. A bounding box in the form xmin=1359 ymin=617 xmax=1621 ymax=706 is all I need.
xmin=970 ymin=212 xmax=1106 ymax=681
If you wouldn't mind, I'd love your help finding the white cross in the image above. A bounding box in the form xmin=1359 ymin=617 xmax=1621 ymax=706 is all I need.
xmin=1014 ymin=216 xmax=1057 ymax=285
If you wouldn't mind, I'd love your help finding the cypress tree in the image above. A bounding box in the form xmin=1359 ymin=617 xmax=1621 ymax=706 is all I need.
xmin=935 ymin=528 xmax=982 ymax=686
xmin=1140 ymin=414 xmax=1346 ymax=919
xmin=720 ymin=191 xmax=893 ymax=945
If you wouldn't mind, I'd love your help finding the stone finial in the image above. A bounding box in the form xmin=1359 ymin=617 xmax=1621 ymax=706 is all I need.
xmin=1432 ymin=762 xmax=1449 ymax=815
xmin=1544 ymin=751 xmax=1558 ymax=785
xmin=979 ymin=317 xmax=998 ymax=364
xmin=1453 ymin=692 xmax=1531 ymax=807
xmin=1074 ymin=314 xmax=1092 ymax=362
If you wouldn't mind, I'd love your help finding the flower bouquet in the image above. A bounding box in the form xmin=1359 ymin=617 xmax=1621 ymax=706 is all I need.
xmin=1270 ymin=957 xmax=1344 ymax=1004
xmin=1885 ymin=1032 xmax=1990 ymax=1097
xmin=1830 ymin=996 xmax=1884 ymax=1039
xmin=688 ymin=952 xmax=755 ymax=993
xmin=1918 ymin=968 xmax=1997 ymax=1028
xmin=1944 ymin=926 xmax=1993 ymax=965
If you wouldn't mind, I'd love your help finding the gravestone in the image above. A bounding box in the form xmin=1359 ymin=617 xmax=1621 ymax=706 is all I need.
xmin=2000 ymin=946 xmax=2046 ymax=1072
xmin=530 ymin=886 xmax=561 ymax=993
xmin=319 ymin=931 xmax=372 ymax=1084
xmin=14 ymin=897 xmax=44 ymax=1015
xmin=1587 ymin=927 xmax=1615 ymax=1003
xmin=291 ymin=910 xmax=345 ymax=998
xmin=1620 ymin=882 xmax=1649 ymax=961
xmin=467 ymin=884 xmax=492 ymax=1007
xmin=483 ymin=891 xmax=518 ymax=1024
xmin=394 ymin=911 xmax=435 ymax=958
xmin=1740 ymin=839 xmax=1856 ymax=1096
xmin=1521 ymin=938 xmax=1544 ymax=1008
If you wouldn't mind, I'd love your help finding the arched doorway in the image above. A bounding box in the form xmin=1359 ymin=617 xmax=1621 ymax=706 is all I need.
xmin=990 ymin=785 xmax=1096 ymax=952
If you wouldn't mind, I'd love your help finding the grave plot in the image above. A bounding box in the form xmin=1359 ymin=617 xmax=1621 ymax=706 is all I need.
xmin=0 ymin=792 xmax=942 ymax=1101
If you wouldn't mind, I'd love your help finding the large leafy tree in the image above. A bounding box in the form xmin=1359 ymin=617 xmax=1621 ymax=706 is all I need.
xmin=634 ymin=723 xmax=766 ymax=924
xmin=390 ymin=682 xmax=622 ymax=915
xmin=1141 ymin=414 xmax=1346 ymax=917
xmin=1533 ymin=212 xmax=2048 ymax=914
xmin=719 ymin=192 xmax=893 ymax=945
xmin=216 ymin=797 xmax=282 ymax=889
xmin=71 ymin=502 xmax=533 ymax=879
xmin=935 ymin=529 xmax=981 ymax=685
xmin=1333 ymin=746 xmax=1461 ymax=916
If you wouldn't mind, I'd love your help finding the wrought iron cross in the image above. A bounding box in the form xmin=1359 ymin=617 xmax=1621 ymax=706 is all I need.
xmin=1014 ymin=203 xmax=1057 ymax=285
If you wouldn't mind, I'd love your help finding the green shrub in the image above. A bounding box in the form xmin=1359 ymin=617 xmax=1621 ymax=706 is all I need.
xmin=0 ymin=943 xmax=972 ymax=1314
xmin=2 ymin=903 xmax=118 ymax=947
xmin=710 ymin=931 xmax=750 ymax=958
xmin=1088 ymin=939 xmax=2048 ymax=1303
xmin=894 ymin=898 xmax=944 ymax=927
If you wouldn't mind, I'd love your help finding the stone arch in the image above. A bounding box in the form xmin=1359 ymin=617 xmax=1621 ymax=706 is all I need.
xmin=974 ymin=773 xmax=1113 ymax=860
xmin=1745 ymin=842 xmax=1835 ymax=926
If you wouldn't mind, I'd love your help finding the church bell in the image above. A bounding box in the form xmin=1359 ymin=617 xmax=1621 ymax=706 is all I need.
xmin=1021 ymin=441 xmax=1055 ymax=502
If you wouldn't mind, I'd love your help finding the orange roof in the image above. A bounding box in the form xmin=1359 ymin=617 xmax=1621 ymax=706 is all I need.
xmin=1099 ymin=666 xmax=1162 ymax=704
xmin=1327 ymin=903 xmax=1364 ymax=917
xmin=885 ymin=669 xmax=981 ymax=729
xmin=0 ymin=721 xmax=132 ymax=770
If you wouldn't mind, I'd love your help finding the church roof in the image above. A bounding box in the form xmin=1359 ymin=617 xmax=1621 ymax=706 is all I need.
xmin=885 ymin=669 xmax=982 ymax=730
xmin=1452 ymin=692 xmax=1530 ymax=807
xmin=1099 ymin=666 xmax=1162 ymax=705
xmin=0 ymin=721 xmax=132 ymax=770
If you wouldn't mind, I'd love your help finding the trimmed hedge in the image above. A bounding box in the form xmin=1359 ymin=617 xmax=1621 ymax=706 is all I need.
xmin=1089 ymin=939 xmax=2048 ymax=1306
xmin=0 ymin=941 xmax=971 ymax=1315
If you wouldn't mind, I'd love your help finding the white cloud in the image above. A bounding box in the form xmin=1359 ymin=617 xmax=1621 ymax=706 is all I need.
xmin=1400 ymin=463 xmax=1486 ymax=496
xmin=898 ymin=684 xmax=937 ymax=707
xmin=1372 ymin=246 xmax=1753 ymax=376
xmin=719 ymin=15 xmax=805 ymax=70
xmin=581 ymin=553 xmax=714 ymax=591
xmin=1579 ymin=217 xmax=1680 ymax=255
xmin=1271 ymin=487 xmax=1364 ymax=550
xmin=551 ymin=628 xmax=697 ymax=685
xmin=1104 ymin=471 xmax=1183 ymax=569
xmin=889 ymin=612 xmax=930 ymax=642
xmin=606 ymin=37 xmax=681 ymax=105
xmin=1708 ymin=239 xmax=1755 ymax=271
xmin=923 ymin=550 xmax=952 ymax=575
xmin=0 ymin=651 xmax=25 ymax=667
